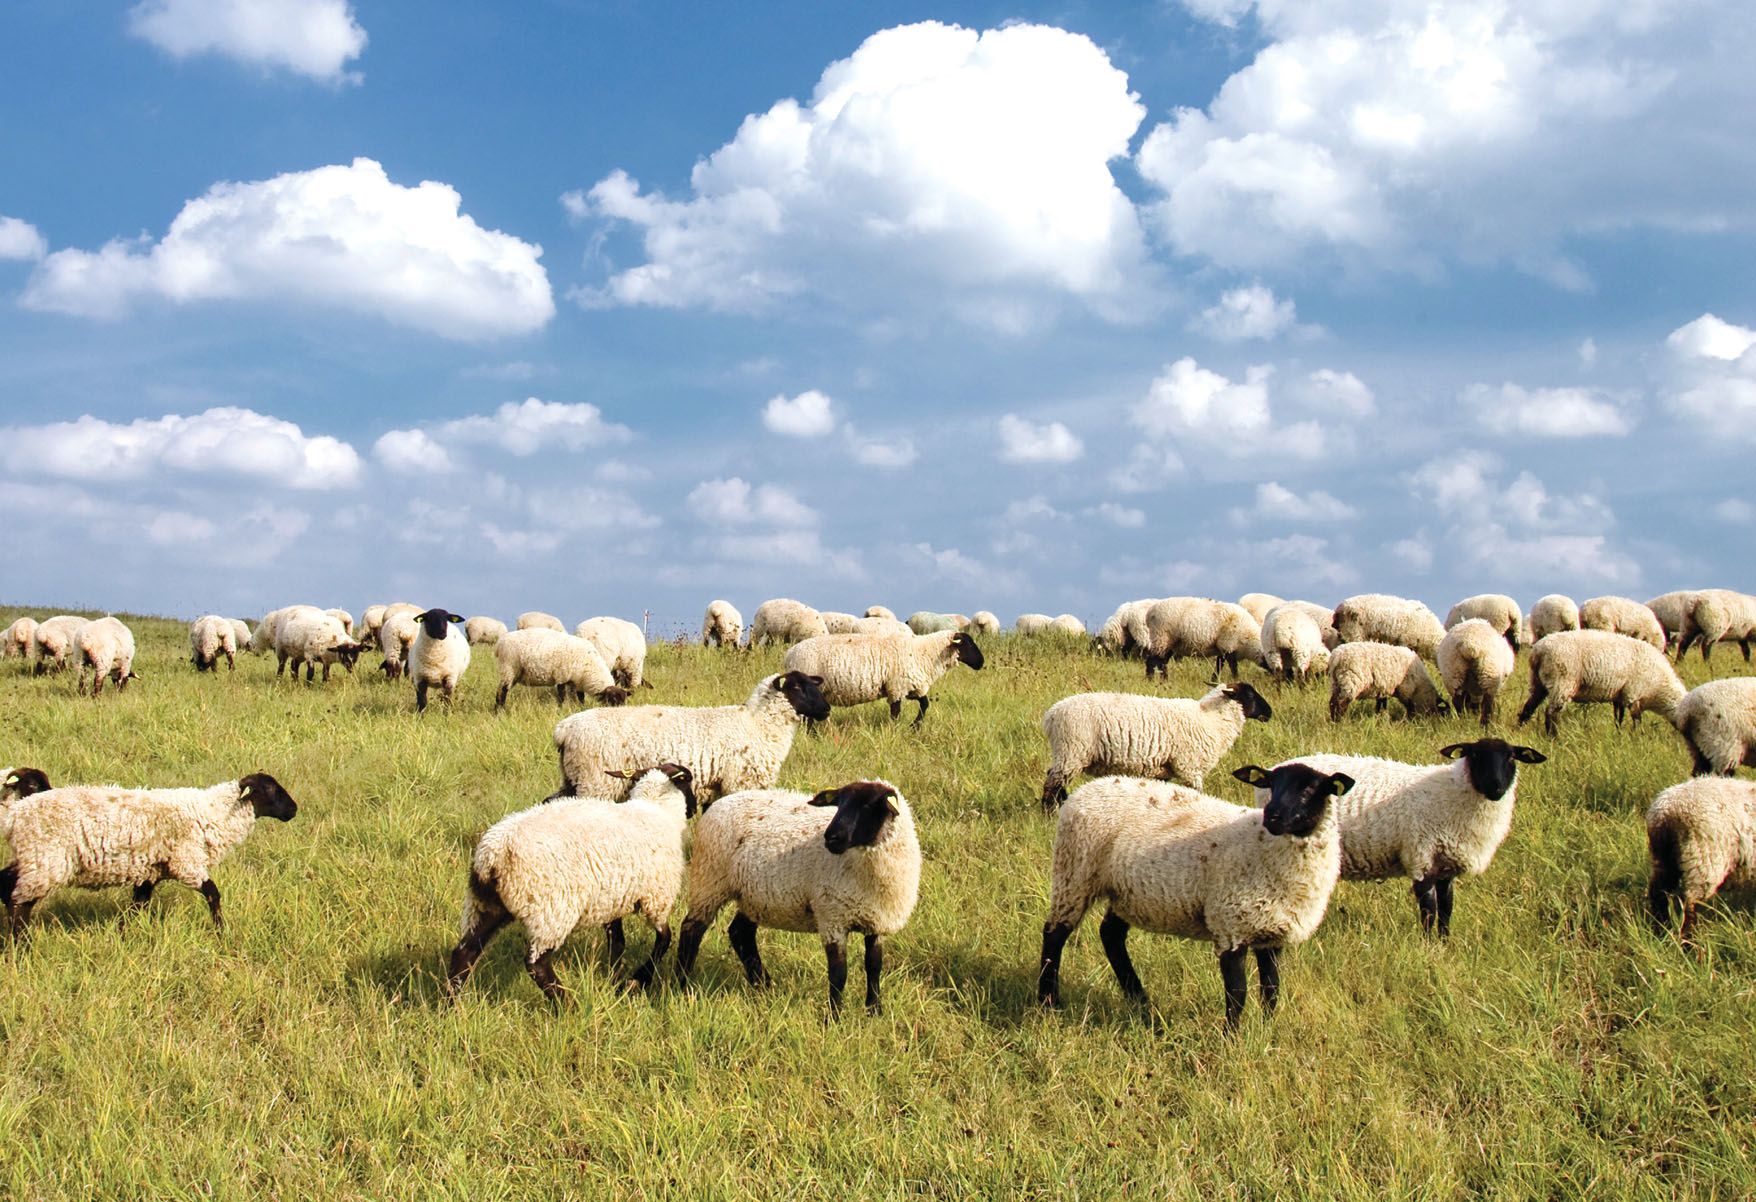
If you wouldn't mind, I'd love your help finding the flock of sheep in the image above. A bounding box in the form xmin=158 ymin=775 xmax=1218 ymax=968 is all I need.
xmin=1 ymin=583 xmax=1754 ymax=1028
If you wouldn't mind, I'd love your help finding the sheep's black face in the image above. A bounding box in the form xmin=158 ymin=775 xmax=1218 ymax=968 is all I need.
xmin=951 ymin=632 xmax=985 ymax=670
xmin=777 ymin=671 xmax=832 ymax=720
xmin=335 ymin=641 xmax=363 ymax=669
xmin=1226 ymin=682 xmax=1273 ymax=722
xmin=240 ymin=772 xmax=298 ymax=821
xmin=599 ymin=685 xmax=631 ymax=707
xmin=415 ymin=609 xmax=465 ymax=640
xmin=1234 ymin=763 xmax=1353 ymax=837
xmin=2 ymin=767 xmax=51 ymax=801
xmin=811 ymin=781 xmax=900 ymax=854
xmin=1440 ymin=739 xmax=1545 ymax=802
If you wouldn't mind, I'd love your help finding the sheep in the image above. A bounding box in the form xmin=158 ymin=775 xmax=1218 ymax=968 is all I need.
xmin=1037 ymin=764 xmax=1357 ymax=1028
xmin=0 ymin=773 xmax=297 ymax=932
xmin=1040 ymin=682 xmax=1273 ymax=807
xmin=1276 ymin=600 xmax=1340 ymax=649
xmin=1528 ymin=594 xmax=1580 ymax=643
xmin=819 ymin=611 xmax=860 ymax=634
xmin=517 ymin=611 xmax=566 ymax=633
xmin=1437 ymin=618 xmax=1518 ymax=727
xmin=494 ymin=628 xmax=628 ymax=710
xmin=1048 ymin=614 xmax=1086 ymax=637
xmin=552 ymin=672 xmax=831 ymax=805
xmin=1251 ymin=740 xmax=1545 ymax=935
xmin=1095 ymin=600 xmax=1154 ymax=657
xmin=749 ymin=599 xmax=828 ymax=646
xmin=969 ymin=611 xmax=1001 ymax=636
xmin=378 ymin=610 xmax=418 ymax=679
xmin=3 ymin=617 xmax=38 ymax=660
xmin=1143 ymin=598 xmax=1261 ymax=680
xmin=1579 ymin=595 xmax=1666 ymax=650
xmin=1134 ymin=597 xmax=1204 ymax=677
xmin=1444 ymin=594 xmax=1522 ymax=651
xmin=1328 ymin=641 xmax=1446 ymax=722
xmin=1333 ymin=594 xmax=1446 ymax=659
xmin=1672 ymin=678 xmax=1756 ymax=777
xmin=1646 ymin=777 xmax=1756 ymax=939
xmin=907 ymin=611 xmax=965 ymax=635
xmin=76 ymin=616 xmax=137 ymax=697
xmin=1677 ymin=589 xmax=1756 ymax=663
xmin=851 ymin=615 xmax=912 ymax=638
xmin=1517 ymin=629 xmax=1686 ymax=736
xmin=409 ymin=608 xmax=471 ymax=712
xmin=465 ymin=616 xmax=508 ymax=646
xmin=446 ymin=764 xmax=697 ymax=999
xmin=676 ymin=779 xmax=919 ymax=1015
xmin=276 ymin=612 xmax=362 ymax=682
xmin=357 ymin=604 xmax=388 ymax=646
xmin=189 ymin=615 xmax=237 ymax=672
xmin=1014 ymin=613 xmax=1053 ymax=635
xmin=863 ymin=605 xmax=897 ymax=621
xmin=783 ymin=630 xmax=985 ymax=725
xmin=1644 ymin=590 xmax=1700 ymax=654
xmin=249 ymin=604 xmax=322 ymax=656
xmin=574 ymin=616 xmax=648 ymax=690
xmin=30 ymin=615 xmax=88 ymax=675
xmin=325 ymin=608 xmax=355 ymax=636
xmin=1237 ymin=592 xmax=1285 ymax=626
xmin=229 ymin=619 xmax=253 ymax=654
xmin=1261 ymin=605 xmax=1330 ymax=685
xmin=702 ymin=600 xmax=743 ymax=648
xmin=2 ymin=767 xmax=52 ymax=802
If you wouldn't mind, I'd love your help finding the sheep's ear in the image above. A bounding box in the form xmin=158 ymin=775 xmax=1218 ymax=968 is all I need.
xmin=1510 ymin=745 xmax=1547 ymax=764
xmin=1437 ymin=743 xmax=1468 ymax=759
xmin=1232 ymin=765 xmax=1271 ymax=787
xmin=808 ymin=788 xmax=839 ymax=807
xmin=606 ymin=768 xmax=635 ymax=780
xmin=1327 ymin=773 xmax=1355 ymax=796
xmin=884 ymin=792 xmax=900 ymax=818
xmin=448 ymin=613 xmax=463 ymax=623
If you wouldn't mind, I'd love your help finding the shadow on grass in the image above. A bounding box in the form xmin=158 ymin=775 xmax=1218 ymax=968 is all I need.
xmin=350 ymin=925 xmax=665 ymax=1010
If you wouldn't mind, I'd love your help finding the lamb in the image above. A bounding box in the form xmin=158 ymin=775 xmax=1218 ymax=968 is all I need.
xmin=1671 ymin=678 xmax=1756 ymax=777
xmin=0 ymin=773 xmax=297 ymax=932
xmin=76 ymin=616 xmax=137 ymax=697
xmin=676 ymin=779 xmax=919 ymax=1014
xmin=1328 ymin=642 xmax=1446 ymax=721
xmin=1444 ymin=594 xmax=1522 ymax=651
xmin=1644 ymin=590 xmax=1700 ymax=654
xmin=2 ymin=767 xmax=52 ymax=801
xmin=30 ymin=615 xmax=88 ymax=675
xmin=1437 ymin=618 xmax=1518 ymax=727
xmin=1237 ymin=592 xmax=1285 ymax=625
xmin=3 ymin=617 xmax=38 ymax=660
xmin=494 ymin=628 xmax=628 ymax=710
xmin=189 ymin=615 xmax=238 ymax=672
xmin=409 ymin=608 xmax=471 ymax=712
xmin=969 ymin=611 xmax=1001 ymax=636
xmin=863 ymin=605 xmax=897 ymax=621
xmin=378 ymin=610 xmax=418 ymax=679
xmin=850 ymin=616 xmax=912 ymax=638
xmin=517 ymin=611 xmax=566 ymax=632
xmin=446 ymin=764 xmax=697 ymax=999
xmin=553 ymin=671 xmax=831 ymax=804
xmin=1646 ymin=777 xmax=1756 ymax=939
xmin=749 ymin=599 xmax=828 ymax=646
xmin=1037 ymin=764 xmax=1357 ymax=1028
xmin=465 ymin=616 xmax=508 ymax=646
xmin=1143 ymin=598 xmax=1261 ymax=680
xmin=1250 ymin=740 xmax=1545 ymax=935
xmin=1528 ymin=594 xmax=1580 ymax=643
xmin=1579 ymin=595 xmax=1666 ymax=650
xmin=907 ymin=611 xmax=966 ymax=635
xmin=574 ymin=616 xmax=648 ymax=690
xmin=1333 ymin=594 xmax=1447 ymax=659
xmin=1517 ymin=629 xmax=1686 ymax=736
xmin=702 ymin=600 xmax=743 ymax=648
xmin=275 ymin=611 xmax=362 ymax=682
xmin=1261 ymin=605 xmax=1331 ymax=685
xmin=819 ymin=611 xmax=860 ymax=634
xmin=783 ymin=630 xmax=985 ymax=725
xmin=1014 ymin=613 xmax=1053 ymax=635
xmin=1040 ymin=682 xmax=1272 ymax=807
xmin=1677 ymin=589 xmax=1756 ymax=663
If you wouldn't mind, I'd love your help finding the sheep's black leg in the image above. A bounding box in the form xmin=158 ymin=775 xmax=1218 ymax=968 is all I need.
xmin=1038 ymin=921 xmax=1075 ymax=1007
xmin=825 ymin=939 xmax=848 ymax=1016
xmin=1612 ymin=695 xmax=1627 ymax=726
xmin=130 ymin=881 xmax=156 ymax=912
xmin=305 ymin=663 xmax=315 ymax=683
xmin=1375 ymin=697 xmax=1388 ymax=714
xmin=1254 ymin=947 xmax=1281 ymax=1013
xmin=675 ymin=917 xmax=710 ymax=978
xmin=0 ymin=864 xmax=15 ymax=909
xmin=728 ymin=913 xmax=768 ymax=986
xmin=888 ymin=700 xmax=903 ymax=720
xmin=1678 ymin=901 xmax=1699 ymax=946
xmin=604 ymin=918 xmax=626 ymax=963
xmin=863 ymin=932 xmax=883 ymax=1013
xmin=495 ymin=684 xmax=510 ymax=710
xmin=8 ymin=899 xmax=35 ymax=936
xmin=199 ymin=880 xmax=223 ymax=929
xmin=528 ymin=950 xmax=565 ymax=1000
xmin=415 ymin=681 xmax=430 ymax=713
xmin=446 ymin=909 xmax=512 ymax=994
xmin=631 ymin=922 xmax=670 ymax=990
xmin=912 ymin=695 xmax=929 ymax=726
xmin=1098 ymin=912 xmax=1147 ymax=1003
xmin=1742 ymin=638 xmax=1752 ymax=663
xmin=555 ymin=684 xmax=568 ymax=706
xmin=1219 ymin=946 xmax=1249 ymax=1029
xmin=1516 ymin=680 xmax=1547 ymax=727
xmin=1412 ymin=876 xmax=1439 ymax=935
xmin=1041 ymin=772 xmax=1069 ymax=813
xmin=1435 ymin=877 xmax=1456 ymax=937
xmin=1329 ymin=693 xmax=1348 ymax=722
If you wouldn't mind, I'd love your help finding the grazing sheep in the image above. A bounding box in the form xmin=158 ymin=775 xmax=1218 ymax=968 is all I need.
xmin=2 ymin=767 xmax=52 ymax=802
xmin=1445 ymin=594 xmax=1522 ymax=651
xmin=325 ymin=608 xmax=355 ymax=636
xmin=1579 ymin=595 xmax=1666 ymax=650
xmin=1096 ymin=600 xmax=1156 ymax=658
xmin=249 ymin=604 xmax=322 ymax=656
xmin=702 ymin=600 xmax=743 ymax=648
xmin=907 ymin=611 xmax=965 ymax=635
xmin=863 ymin=606 xmax=897 ymax=621
xmin=1328 ymin=642 xmax=1446 ymax=722
xmin=1646 ymin=777 xmax=1756 ymax=939
xmin=229 ymin=619 xmax=253 ymax=654
xmin=1014 ymin=613 xmax=1053 ymax=635
xmin=1261 ymin=605 xmax=1331 ymax=685
xmin=1437 ymin=618 xmax=1518 ymax=727
xmin=1645 ymin=590 xmax=1700 ymax=654
xmin=1037 ymin=764 xmax=1357 ymax=1028
xmin=677 ymin=779 xmax=920 ymax=1015
xmin=1517 ymin=629 xmax=1686 ymax=736
xmin=553 ymin=672 xmax=831 ymax=805
xmin=850 ymin=616 xmax=912 ymax=638
xmin=783 ymin=631 xmax=985 ymax=725
xmin=1252 ymin=740 xmax=1545 ymax=935
xmin=276 ymin=612 xmax=362 ymax=682
xmin=409 ymin=608 xmax=471 ymax=712
xmin=76 ymin=616 xmax=137 ymax=697
xmin=1049 ymin=614 xmax=1087 ymax=637
xmin=1144 ymin=599 xmax=1262 ymax=680
xmin=189 ymin=615 xmax=237 ymax=672
xmin=1040 ymin=682 xmax=1272 ymax=807
xmin=1237 ymin=593 xmax=1285 ymax=626
xmin=465 ymin=616 xmax=508 ymax=646
xmin=1134 ymin=597 xmax=1204 ymax=678
xmin=1333 ymin=594 xmax=1446 ymax=659
xmin=357 ymin=604 xmax=389 ymax=646
xmin=1528 ymin=594 xmax=1580 ymax=643
xmin=446 ymin=764 xmax=697 ymax=999
xmin=1275 ymin=600 xmax=1341 ymax=649
xmin=517 ymin=611 xmax=566 ymax=633
xmin=1677 ymin=589 xmax=1756 ymax=664
xmin=0 ymin=773 xmax=297 ymax=932
xmin=4 ymin=617 xmax=38 ymax=660
xmin=378 ymin=610 xmax=418 ymax=679
xmin=1672 ymin=678 xmax=1756 ymax=777
xmin=969 ymin=611 xmax=1001 ymax=636
xmin=494 ymin=629 xmax=628 ymax=710
xmin=749 ymin=599 xmax=828 ymax=647
xmin=30 ymin=616 xmax=89 ymax=675
xmin=819 ymin=611 xmax=861 ymax=634
xmin=574 ymin=616 xmax=648 ymax=690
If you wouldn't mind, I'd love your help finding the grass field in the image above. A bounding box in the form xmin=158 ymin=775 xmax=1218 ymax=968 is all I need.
xmin=1 ymin=606 xmax=1753 ymax=1200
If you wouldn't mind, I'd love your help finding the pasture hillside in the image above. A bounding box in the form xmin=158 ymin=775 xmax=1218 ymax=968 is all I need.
xmin=0 ymin=607 xmax=1753 ymax=1199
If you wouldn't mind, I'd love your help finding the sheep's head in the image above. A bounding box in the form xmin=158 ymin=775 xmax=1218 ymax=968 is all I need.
xmin=775 ymin=671 xmax=831 ymax=721
xmin=1438 ymin=740 xmax=1545 ymax=801
xmin=811 ymin=781 xmax=902 ymax=854
xmin=949 ymin=632 xmax=985 ymax=670
xmin=1223 ymin=681 xmax=1272 ymax=722
xmin=1 ymin=767 xmax=51 ymax=801
xmin=1233 ymin=763 xmax=1353 ymax=837
xmin=415 ymin=609 xmax=465 ymax=640
xmin=333 ymin=640 xmax=363 ymax=670
xmin=239 ymin=773 xmax=298 ymax=821
xmin=598 ymin=685 xmax=630 ymax=707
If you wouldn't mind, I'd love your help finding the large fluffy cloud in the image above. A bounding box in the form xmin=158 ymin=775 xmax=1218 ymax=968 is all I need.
xmin=22 ymin=159 xmax=553 ymax=340
xmin=128 ymin=0 xmax=367 ymax=83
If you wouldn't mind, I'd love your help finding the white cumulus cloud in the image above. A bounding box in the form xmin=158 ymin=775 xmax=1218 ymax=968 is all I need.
xmin=1661 ymin=313 xmax=1756 ymax=441
xmin=373 ymin=429 xmax=454 ymax=475
xmin=845 ymin=428 xmax=918 ymax=469
xmin=1463 ymin=382 xmax=1632 ymax=437
xmin=1240 ymin=481 xmax=1357 ymax=523
xmin=128 ymin=0 xmax=367 ymax=83
xmin=997 ymin=414 xmax=1083 ymax=463
xmin=0 ymin=216 xmax=46 ymax=261
xmin=1667 ymin=313 xmax=1756 ymax=362
xmin=763 ymin=390 xmax=837 ymax=438
xmin=1191 ymin=283 xmax=1299 ymax=341
xmin=688 ymin=478 xmax=818 ymax=527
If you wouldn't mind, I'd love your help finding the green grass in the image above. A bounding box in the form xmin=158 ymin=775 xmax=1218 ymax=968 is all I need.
xmin=1 ymin=608 xmax=1753 ymax=1200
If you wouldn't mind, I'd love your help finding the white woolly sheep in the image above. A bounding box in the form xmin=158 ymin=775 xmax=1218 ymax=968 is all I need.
xmin=1253 ymin=740 xmax=1545 ymax=935
xmin=276 ymin=612 xmax=362 ymax=683
xmin=1647 ymin=777 xmax=1756 ymax=939
xmin=1437 ymin=618 xmax=1518 ymax=727
xmin=325 ymin=608 xmax=354 ymax=635
xmin=1333 ymin=594 xmax=1446 ymax=659
xmin=0 ymin=773 xmax=297 ymax=931
xmin=574 ymin=616 xmax=648 ymax=690
xmin=1014 ymin=613 xmax=1053 ymax=635
xmin=1095 ymin=601 xmax=1154 ymax=657
xmin=783 ymin=630 xmax=985 ymax=725
xmin=819 ymin=611 xmax=860 ymax=634
xmin=1672 ymin=678 xmax=1756 ymax=777
xmin=517 ymin=611 xmax=566 ymax=633
xmin=1517 ymin=629 xmax=1686 ymax=736
xmin=677 ymin=779 xmax=920 ymax=1014
xmin=1579 ymin=595 xmax=1666 ymax=650
xmin=30 ymin=615 xmax=88 ymax=675
xmin=1237 ymin=593 xmax=1285 ymax=626
xmin=1261 ymin=605 xmax=1331 ymax=685
xmin=249 ymin=604 xmax=322 ymax=656
xmin=1276 ymin=600 xmax=1340 ymax=649
xmin=1444 ymin=594 xmax=1522 ymax=650
xmin=1049 ymin=614 xmax=1086 ymax=637
xmin=447 ymin=764 xmax=697 ymax=998
xmin=702 ymin=600 xmax=743 ymax=648
xmin=1040 ymin=682 xmax=1273 ymax=807
xmin=464 ymin=616 xmax=507 ymax=645
xmin=969 ymin=611 xmax=1000 ymax=636
xmin=906 ymin=611 xmax=964 ymax=635
xmin=229 ymin=619 xmax=253 ymax=654
xmin=1644 ymin=590 xmax=1699 ymax=654
xmin=1134 ymin=597 xmax=1203 ymax=676
xmin=494 ymin=628 xmax=628 ymax=710
xmin=1677 ymin=589 xmax=1756 ymax=663
xmin=863 ymin=605 xmax=897 ymax=621
xmin=378 ymin=610 xmax=418 ymax=679
xmin=1528 ymin=594 xmax=1580 ymax=643
xmin=1328 ymin=641 xmax=1446 ymax=722
xmin=1038 ymin=764 xmax=1358 ymax=1028
xmin=357 ymin=604 xmax=388 ymax=646
xmin=409 ymin=608 xmax=471 ymax=712
xmin=749 ymin=599 xmax=828 ymax=647
xmin=76 ymin=616 xmax=137 ymax=697
xmin=851 ymin=616 xmax=912 ymax=638
xmin=1143 ymin=598 xmax=1261 ymax=680
xmin=553 ymin=671 xmax=831 ymax=804
xmin=189 ymin=614 xmax=237 ymax=672
xmin=4 ymin=617 xmax=38 ymax=660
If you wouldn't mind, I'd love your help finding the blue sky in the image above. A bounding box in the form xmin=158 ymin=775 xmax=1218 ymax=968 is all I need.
xmin=2 ymin=0 xmax=1753 ymax=632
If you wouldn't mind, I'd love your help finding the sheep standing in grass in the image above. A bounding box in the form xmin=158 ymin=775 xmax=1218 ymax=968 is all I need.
xmin=4 ymin=617 xmax=38 ymax=661
xmin=409 ymin=608 xmax=470 ymax=712
xmin=447 ymin=764 xmax=697 ymax=999
xmin=749 ymin=599 xmax=828 ymax=647
xmin=494 ymin=629 xmax=628 ymax=710
xmin=1677 ymin=589 xmax=1756 ymax=663
xmin=1037 ymin=764 xmax=1357 ymax=1028
xmin=574 ymin=616 xmax=648 ymax=690
xmin=1136 ymin=597 xmax=1204 ymax=678
xmin=1333 ymin=594 xmax=1446 ymax=659
xmin=1096 ymin=600 xmax=1156 ymax=658
xmin=357 ymin=605 xmax=388 ymax=647
xmin=1040 ymin=682 xmax=1272 ymax=807
xmin=1328 ymin=642 xmax=1446 ymax=722
xmin=1579 ymin=595 xmax=1666 ymax=650
xmin=1144 ymin=599 xmax=1261 ymax=680
xmin=1014 ymin=613 xmax=1053 ymax=635
xmin=190 ymin=615 xmax=238 ymax=672
xmin=907 ymin=611 xmax=964 ymax=635
xmin=518 ymin=611 xmax=566 ymax=633
xmin=1647 ymin=777 xmax=1756 ymax=939
xmin=1261 ymin=605 xmax=1331 ymax=685
xmin=677 ymin=779 xmax=919 ymax=1015
xmin=1671 ymin=678 xmax=1756 ymax=777
xmin=783 ymin=630 xmax=984 ymax=725
xmin=0 ymin=773 xmax=297 ymax=931
xmin=76 ymin=616 xmax=137 ymax=697
xmin=1517 ymin=629 xmax=1686 ymax=736
xmin=1529 ymin=594 xmax=1580 ymax=643
xmin=1251 ymin=740 xmax=1545 ymax=935
xmin=702 ymin=600 xmax=743 ymax=648
xmin=1437 ymin=619 xmax=1517 ymax=727
xmin=276 ymin=612 xmax=362 ymax=683
xmin=1445 ymin=594 xmax=1522 ymax=651
xmin=229 ymin=619 xmax=253 ymax=654
xmin=553 ymin=671 xmax=831 ymax=804
xmin=969 ymin=611 xmax=1000 ymax=636
xmin=250 ymin=605 xmax=321 ymax=656
xmin=465 ymin=616 xmax=507 ymax=646
xmin=1645 ymin=590 xmax=1699 ymax=654
xmin=378 ymin=610 xmax=418 ymax=680
xmin=30 ymin=616 xmax=88 ymax=675
xmin=1237 ymin=593 xmax=1285 ymax=625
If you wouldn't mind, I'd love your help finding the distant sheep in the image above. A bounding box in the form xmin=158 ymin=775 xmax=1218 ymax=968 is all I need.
xmin=819 ymin=611 xmax=860 ymax=634
xmin=1579 ymin=595 xmax=1666 ymax=650
xmin=1144 ymin=598 xmax=1261 ymax=680
xmin=1237 ymin=593 xmax=1285 ymax=626
xmin=76 ymin=616 xmax=137 ymax=697
xmin=1444 ymin=594 xmax=1522 ymax=651
xmin=517 ymin=611 xmax=566 ymax=633
xmin=378 ymin=611 xmax=418 ymax=680
xmin=276 ymin=612 xmax=362 ymax=683
xmin=574 ymin=616 xmax=648 ymax=690
xmin=1644 ymin=590 xmax=1699 ymax=654
xmin=1517 ymin=629 xmax=1685 ymax=736
xmin=1261 ymin=605 xmax=1330 ymax=685
xmin=465 ymin=616 xmax=508 ymax=646
xmin=189 ymin=615 xmax=237 ymax=672
xmin=969 ymin=611 xmax=1001 ymax=636
xmin=1333 ymin=594 xmax=1446 ymax=659
xmin=1672 ymin=678 xmax=1756 ymax=777
xmin=702 ymin=600 xmax=743 ymax=648
xmin=409 ymin=608 xmax=471 ymax=712
xmin=1328 ymin=642 xmax=1445 ymax=721
xmin=749 ymin=599 xmax=827 ymax=647
xmin=1437 ymin=618 xmax=1517 ymax=727
xmin=783 ymin=630 xmax=984 ymax=724
xmin=907 ymin=611 xmax=967 ymax=635
xmin=863 ymin=606 xmax=897 ymax=622
xmin=1048 ymin=614 xmax=1086 ymax=637
xmin=3 ymin=617 xmax=38 ymax=660
xmin=30 ymin=616 xmax=88 ymax=675
xmin=494 ymin=628 xmax=628 ymax=710
xmin=1014 ymin=613 xmax=1053 ymax=635
xmin=1528 ymin=594 xmax=1580 ymax=643
xmin=1677 ymin=589 xmax=1756 ymax=664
